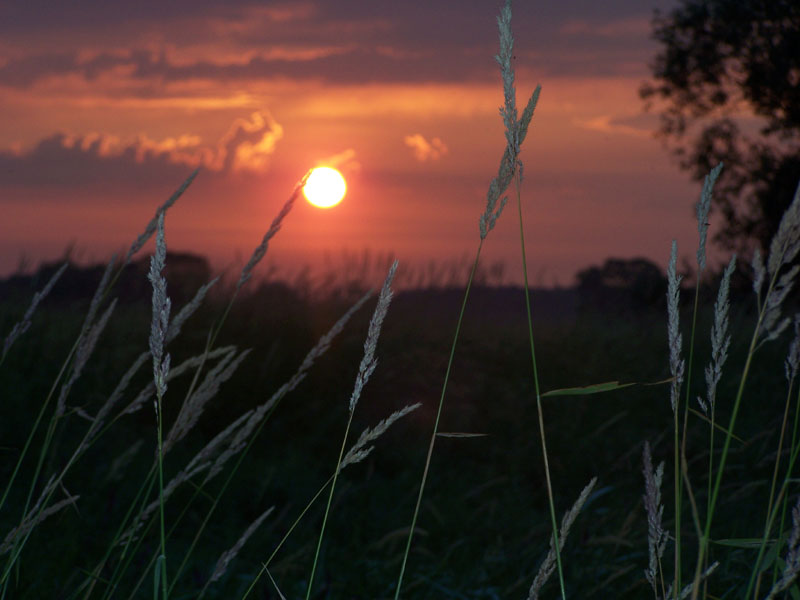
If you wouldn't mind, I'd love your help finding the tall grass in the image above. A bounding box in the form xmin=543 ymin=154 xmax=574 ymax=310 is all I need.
xmin=2 ymin=0 xmax=800 ymax=598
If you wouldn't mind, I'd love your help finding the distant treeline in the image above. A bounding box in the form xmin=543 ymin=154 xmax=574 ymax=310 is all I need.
xmin=0 ymin=252 xmax=762 ymax=318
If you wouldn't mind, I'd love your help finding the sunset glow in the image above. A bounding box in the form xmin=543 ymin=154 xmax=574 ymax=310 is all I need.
xmin=0 ymin=0 xmax=713 ymax=288
xmin=303 ymin=166 xmax=346 ymax=209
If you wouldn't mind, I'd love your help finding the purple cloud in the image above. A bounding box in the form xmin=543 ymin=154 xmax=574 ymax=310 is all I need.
xmin=0 ymin=110 xmax=282 ymax=188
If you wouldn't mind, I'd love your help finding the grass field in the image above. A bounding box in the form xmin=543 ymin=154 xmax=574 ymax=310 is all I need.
xmin=3 ymin=1 xmax=800 ymax=598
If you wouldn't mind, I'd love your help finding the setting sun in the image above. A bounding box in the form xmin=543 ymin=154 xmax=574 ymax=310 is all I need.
xmin=303 ymin=166 xmax=347 ymax=209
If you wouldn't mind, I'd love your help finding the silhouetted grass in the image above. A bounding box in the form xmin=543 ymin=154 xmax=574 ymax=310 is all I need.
xmin=3 ymin=1 xmax=800 ymax=598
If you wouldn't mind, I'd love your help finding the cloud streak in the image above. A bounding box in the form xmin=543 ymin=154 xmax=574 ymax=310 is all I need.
xmin=572 ymin=114 xmax=652 ymax=138
xmin=0 ymin=46 xmax=488 ymax=89
xmin=0 ymin=110 xmax=282 ymax=187
xmin=0 ymin=0 xmax=661 ymax=92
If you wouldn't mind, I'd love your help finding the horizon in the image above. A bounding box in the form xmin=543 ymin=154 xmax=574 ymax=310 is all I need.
xmin=0 ymin=245 xmax=726 ymax=297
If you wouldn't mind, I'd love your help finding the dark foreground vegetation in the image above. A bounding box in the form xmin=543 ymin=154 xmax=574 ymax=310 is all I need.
xmin=1 ymin=255 xmax=796 ymax=598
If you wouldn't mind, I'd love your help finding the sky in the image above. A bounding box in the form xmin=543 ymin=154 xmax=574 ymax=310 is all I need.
xmin=0 ymin=0 xmax=739 ymax=291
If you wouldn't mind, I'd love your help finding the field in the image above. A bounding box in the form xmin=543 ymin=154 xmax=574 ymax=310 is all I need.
xmin=3 ymin=1 xmax=800 ymax=598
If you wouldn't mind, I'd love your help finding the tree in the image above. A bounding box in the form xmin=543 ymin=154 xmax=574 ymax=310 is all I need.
xmin=576 ymin=257 xmax=668 ymax=315
xmin=640 ymin=0 xmax=800 ymax=258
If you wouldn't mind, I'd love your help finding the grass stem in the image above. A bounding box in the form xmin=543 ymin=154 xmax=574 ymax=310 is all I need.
xmin=393 ymin=246 xmax=483 ymax=599
xmin=513 ymin=169 xmax=566 ymax=600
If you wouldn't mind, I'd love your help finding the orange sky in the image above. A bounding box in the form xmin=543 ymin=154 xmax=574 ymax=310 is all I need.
xmin=0 ymin=0 xmax=743 ymax=290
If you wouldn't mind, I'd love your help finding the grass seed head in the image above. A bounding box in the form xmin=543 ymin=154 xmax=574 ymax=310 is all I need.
xmin=209 ymin=507 xmax=274 ymax=584
xmin=349 ymin=260 xmax=397 ymax=413
xmin=696 ymin=162 xmax=723 ymax=272
xmin=147 ymin=212 xmax=171 ymax=400
xmin=125 ymin=168 xmax=198 ymax=264
xmin=667 ymin=240 xmax=684 ymax=413
xmin=2 ymin=261 xmax=68 ymax=361
xmin=527 ymin=477 xmax=597 ymax=600
xmin=642 ymin=441 xmax=667 ymax=594
xmin=702 ymin=254 xmax=736 ymax=412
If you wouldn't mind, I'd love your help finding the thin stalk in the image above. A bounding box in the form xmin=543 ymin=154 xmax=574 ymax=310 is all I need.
xmin=0 ymin=369 xmax=71 ymax=587
xmin=126 ymin=457 xmax=235 ymax=600
xmin=90 ymin=463 xmax=158 ymax=600
xmin=0 ymin=335 xmax=77 ymax=515
xmin=175 ymin=276 xmax=376 ymax=599
xmin=121 ymin=506 xmax=165 ymax=600
xmin=676 ymin=282 xmax=701 ymax=598
xmin=127 ymin=484 xmax=203 ymax=600
xmin=690 ymin=302 xmax=767 ymax=599
xmin=752 ymin=375 xmax=796 ymax=598
xmin=0 ymin=331 xmax=86 ymax=587
xmin=2 ymin=253 xmax=131 ymax=524
xmin=513 ymin=169 xmax=566 ymax=600
xmin=746 ymin=379 xmax=800 ymax=598
xmin=127 ymin=278 xmax=247 ymax=599
xmin=3 ymin=313 xmax=121 ymax=588
xmin=703 ymin=382 xmax=716 ymax=600
xmin=3 ymin=409 xmax=137 ymax=594
xmin=238 ymin=476 xmax=333 ymax=600
xmin=7 ymin=363 xmax=155 ymax=598
xmin=393 ymin=247 xmax=483 ymax=599
xmin=773 ymin=384 xmax=800 ymax=588
xmin=3 ymin=218 xmax=186 ymax=588
xmin=176 ymin=170 xmax=309 ymax=424
xmin=745 ymin=430 xmax=800 ymax=597
xmin=121 ymin=301 xmax=237 ymax=599
xmin=177 ymin=305 xmax=234 ymax=427
xmin=3 ymin=172 xmax=195 ymax=597
xmin=673 ymin=403 xmax=681 ymax=600
xmin=160 ymin=282 xmax=368 ymax=596
xmin=163 ymin=188 xmax=307 ymax=591
xmin=305 ymin=418 xmax=354 ymax=600
xmin=166 ymin=396 xmax=287 ymax=594
xmin=155 ymin=390 xmax=168 ymax=599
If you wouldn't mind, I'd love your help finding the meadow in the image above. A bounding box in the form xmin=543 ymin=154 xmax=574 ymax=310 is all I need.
xmin=3 ymin=1 xmax=800 ymax=598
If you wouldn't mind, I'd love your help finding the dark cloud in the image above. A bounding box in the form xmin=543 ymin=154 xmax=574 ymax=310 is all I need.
xmin=0 ymin=42 xmax=651 ymax=91
xmin=0 ymin=110 xmax=282 ymax=187
xmin=0 ymin=47 xmax=490 ymax=89
xmin=0 ymin=132 xmax=196 ymax=187
xmin=0 ymin=0 xmax=674 ymax=89
xmin=0 ymin=52 xmax=82 ymax=87
xmin=0 ymin=0 xmax=248 ymax=32
xmin=0 ymin=0 xmax=663 ymax=42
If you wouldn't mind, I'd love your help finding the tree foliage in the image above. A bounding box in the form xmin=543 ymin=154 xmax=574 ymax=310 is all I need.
xmin=576 ymin=257 xmax=668 ymax=314
xmin=640 ymin=0 xmax=800 ymax=257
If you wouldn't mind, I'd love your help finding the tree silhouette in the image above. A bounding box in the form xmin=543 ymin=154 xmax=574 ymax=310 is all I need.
xmin=640 ymin=0 xmax=800 ymax=258
xmin=576 ymin=257 xmax=668 ymax=315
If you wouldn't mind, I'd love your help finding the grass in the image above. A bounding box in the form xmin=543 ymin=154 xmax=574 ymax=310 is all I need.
xmin=3 ymin=0 xmax=800 ymax=598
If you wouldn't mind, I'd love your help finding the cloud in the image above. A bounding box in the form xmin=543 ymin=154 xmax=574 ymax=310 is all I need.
xmin=0 ymin=132 xmax=192 ymax=187
xmin=0 ymin=52 xmax=86 ymax=87
xmin=404 ymin=134 xmax=448 ymax=162
xmin=0 ymin=46 xmax=482 ymax=89
xmin=572 ymin=114 xmax=651 ymax=138
xmin=0 ymin=109 xmax=283 ymax=187
xmin=208 ymin=110 xmax=283 ymax=172
xmin=314 ymin=148 xmax=361 ymax=174
xmin=0 ymin=0 xmax=662 ymax=92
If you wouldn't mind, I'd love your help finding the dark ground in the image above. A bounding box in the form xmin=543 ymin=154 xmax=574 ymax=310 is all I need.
xmin=0 ymin=257 xmax=796 ymax=598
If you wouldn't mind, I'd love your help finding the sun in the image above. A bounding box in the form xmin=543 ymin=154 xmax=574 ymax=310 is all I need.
xmin=303 ymin=166 xmax=347 ymax=209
